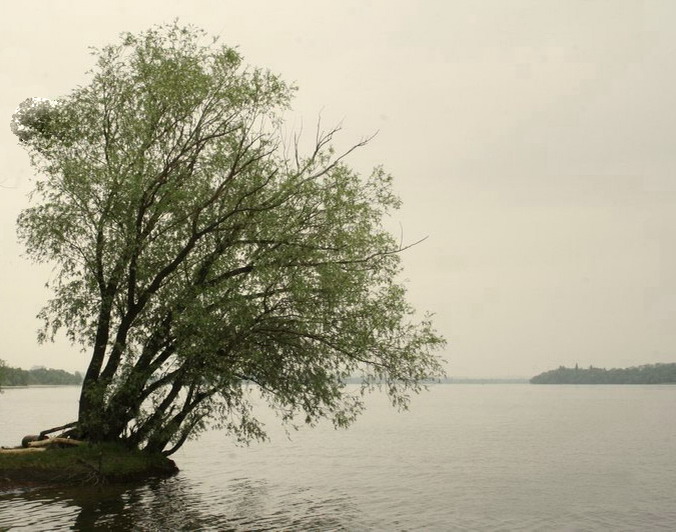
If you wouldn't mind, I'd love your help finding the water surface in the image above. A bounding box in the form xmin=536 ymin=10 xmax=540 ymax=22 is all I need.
xmin=1 ymin=384 xmax=675 ymax=530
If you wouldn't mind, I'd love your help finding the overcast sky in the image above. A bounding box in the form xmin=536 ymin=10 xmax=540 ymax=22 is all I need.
xmin=1 ymin=0 xmax=675 ymax=378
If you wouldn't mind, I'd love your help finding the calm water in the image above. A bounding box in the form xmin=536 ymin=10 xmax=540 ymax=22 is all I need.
xmin=1 ymin=384 xmax=675 ymax=531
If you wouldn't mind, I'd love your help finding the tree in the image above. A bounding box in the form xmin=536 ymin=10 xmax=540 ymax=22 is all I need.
xmin=12 ymin=23 xmax=445 ymax=455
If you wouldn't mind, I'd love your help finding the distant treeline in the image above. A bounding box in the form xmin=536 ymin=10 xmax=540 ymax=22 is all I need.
xmin=530 ymin=363 xmax=676 ymax=384
xmin=434 ymin=377 xmax=528 ymax=384
xmin=0 ymin=363 xmax=83 ymax=386
xmin=341 ymin=377 xmax=528 ymax=385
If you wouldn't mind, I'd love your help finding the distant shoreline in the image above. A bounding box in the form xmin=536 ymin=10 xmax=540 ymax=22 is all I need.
xmin=0 ymin=365 xmax=83 ymax=387
xmin=341 ymin=378 xmax=529 ymax=385
xmin=530 ymin=363 xmax=676 ymax=385
xmin=1 ymin=385 xmax=81 ymax=389
xmin=433 ymin=378 xmax=529 ymax=384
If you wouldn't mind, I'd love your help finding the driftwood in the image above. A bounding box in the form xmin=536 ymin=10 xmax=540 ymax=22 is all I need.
xmin=39 ymin=421 xmax=78 ymax=439
xmin=22 ymin=434 xmax=46 ymax=448
xmin=0 ymin=447 xmax=47 ymax=454
xmin=18 ymin=422 xmax=80 ymax=448
xmin=27 ymin=437 xmax=84 ymax=449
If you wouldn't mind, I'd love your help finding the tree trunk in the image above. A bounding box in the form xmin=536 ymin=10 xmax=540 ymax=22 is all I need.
xmin=78 ymin=296 xmax=115 ymax=440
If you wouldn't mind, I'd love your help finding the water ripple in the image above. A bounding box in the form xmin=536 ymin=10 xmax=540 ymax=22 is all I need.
xmin=2 ymin=385 xmax=676 ymax=530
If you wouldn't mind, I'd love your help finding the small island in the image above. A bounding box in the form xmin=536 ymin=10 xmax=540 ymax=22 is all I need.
xmin=0 ymin=441 xmax=178 ymax=489
xmin=530 ymin=363 xmax=676 ymax=384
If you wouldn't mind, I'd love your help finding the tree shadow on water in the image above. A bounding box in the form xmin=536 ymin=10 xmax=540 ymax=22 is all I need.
xmin=68 ymin=477 xmax=210 ymax=531
xmin=3 ymin=475 xmax=365 ymax=531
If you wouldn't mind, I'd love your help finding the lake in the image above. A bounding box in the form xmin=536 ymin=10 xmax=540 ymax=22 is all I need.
xmin=1 ymin=384 xmax=675 ymax=530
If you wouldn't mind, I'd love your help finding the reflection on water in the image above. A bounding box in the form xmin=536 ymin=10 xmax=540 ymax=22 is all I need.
xmin=0 ymin=476 xmax=363 ymax=531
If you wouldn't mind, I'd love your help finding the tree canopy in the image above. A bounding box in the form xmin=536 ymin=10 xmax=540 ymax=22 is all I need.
xmin=12 ymin=23 xmax=445 ymax=455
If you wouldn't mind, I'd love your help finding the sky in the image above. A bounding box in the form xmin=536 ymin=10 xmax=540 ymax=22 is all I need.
xmin=1 ymin=0 xmax=676 ymax=378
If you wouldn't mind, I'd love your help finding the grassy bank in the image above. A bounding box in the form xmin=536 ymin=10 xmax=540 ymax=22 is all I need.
xmin=0 ymin=443 xmax=178 ymax=489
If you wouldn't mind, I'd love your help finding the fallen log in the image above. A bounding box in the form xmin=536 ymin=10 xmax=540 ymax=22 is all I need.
xmin=21 ymin=434 xmax=46 ymax=448
xmin=39 ymin=421 xmax=78 ymax=439
xmin=27 ymin=437 xmax=84 ymax=449
xmin=0 ymin=447 xmax=47 ymax=454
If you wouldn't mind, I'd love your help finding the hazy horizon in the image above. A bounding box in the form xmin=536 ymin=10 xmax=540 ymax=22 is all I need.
xmin=2 ymin=1 xmax=676 ymax=378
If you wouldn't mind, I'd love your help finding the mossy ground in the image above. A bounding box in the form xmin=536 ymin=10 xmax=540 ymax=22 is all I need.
xmin=0 ymin=443 xmax=178 ymax=489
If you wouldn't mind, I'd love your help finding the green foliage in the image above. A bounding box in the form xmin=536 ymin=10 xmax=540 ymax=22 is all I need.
xmin=0 ymin=364 xmax=83 ymax=386
xmin=530 ymin=363 xmax=676 ymax=384
xmin=13 ymin=22 xmax=445 ymax=454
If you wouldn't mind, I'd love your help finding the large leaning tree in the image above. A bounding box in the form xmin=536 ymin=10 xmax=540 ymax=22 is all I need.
xmin=11 ymin=23 xmax=445 ymax=455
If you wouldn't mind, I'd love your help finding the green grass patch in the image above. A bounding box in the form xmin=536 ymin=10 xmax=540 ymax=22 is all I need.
xmin=0 ymin=443 xmax=177 ymax=487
